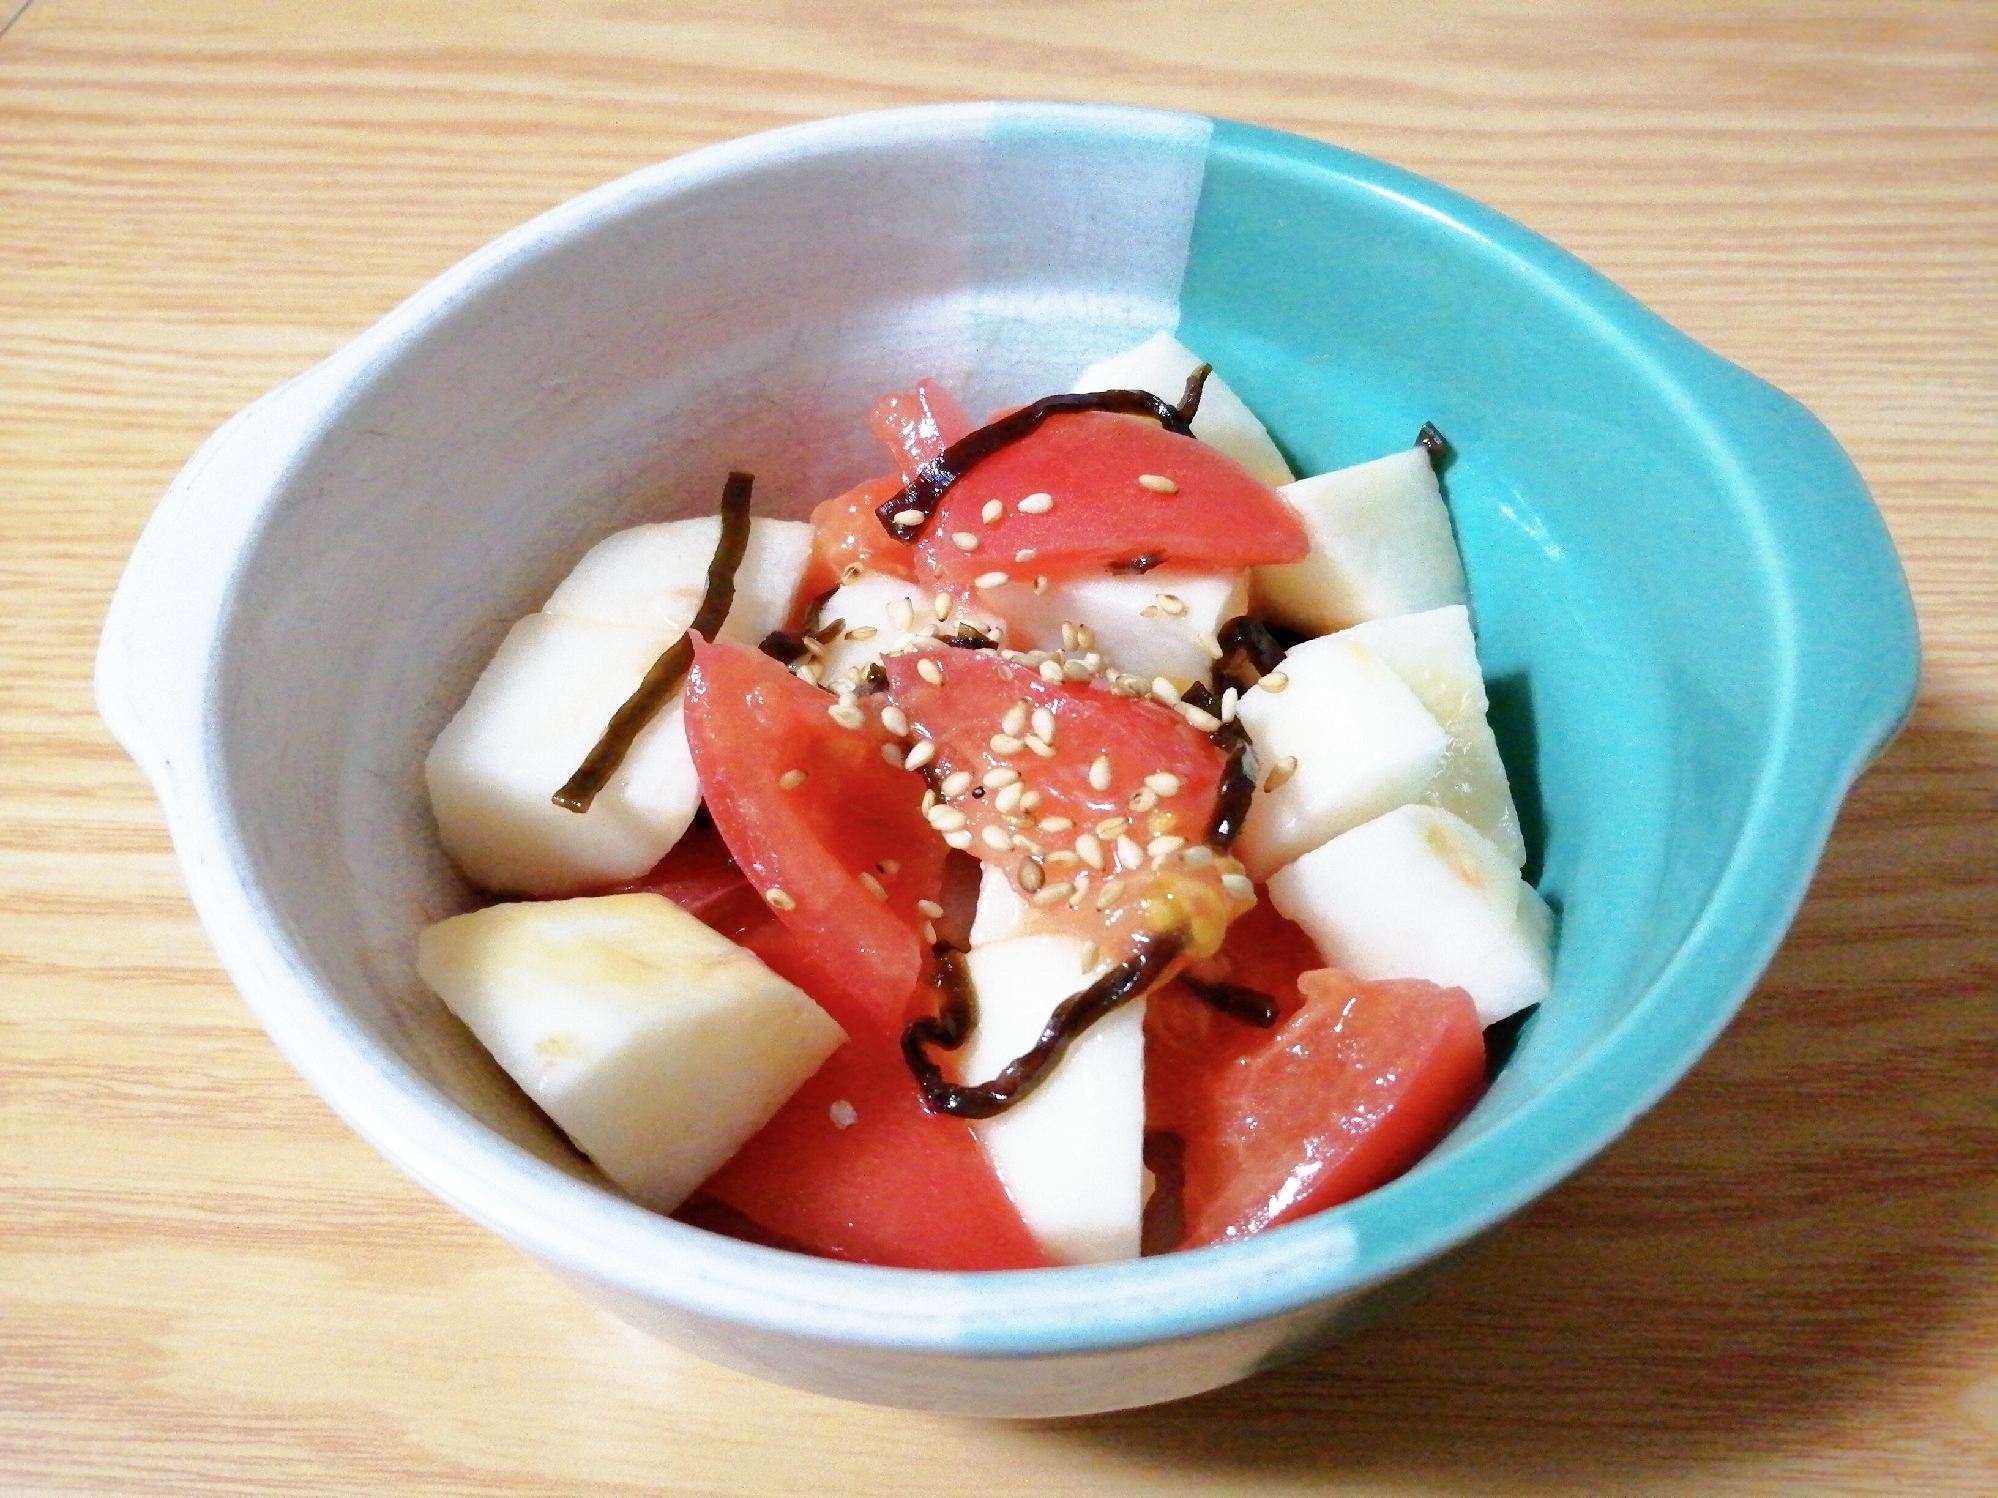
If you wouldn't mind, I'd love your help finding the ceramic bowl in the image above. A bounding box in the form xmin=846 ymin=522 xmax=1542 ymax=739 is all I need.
xmin=95 ymin=103 xmax=1917 ymax=1417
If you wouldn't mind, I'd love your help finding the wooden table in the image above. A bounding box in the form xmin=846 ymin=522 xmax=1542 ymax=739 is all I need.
xmin=5 ymin=3 xmax=1993 ymax=1492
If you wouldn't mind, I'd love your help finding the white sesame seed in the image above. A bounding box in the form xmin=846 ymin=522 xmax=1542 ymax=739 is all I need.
xmin=982 ymin=766 xmax=1020 ymax=788
xmin=916 ymin=657 xmax=945 ymax=687
xmin=1036 ymin=816 xmax=1074 ymax=833
xmin=879 ymin=742 xmax=905 ymax=767
xmin=921 ymin=920 xmax=938 ymax=943
xmin=1037 ymin=659 xmax=1063 ymax=682
xmin=975 ymin=571 xmax=1010 ymax=590
xmin=933 ymin=591 xmax=954 ymax=622
xmin=1220 ymin=686 xmax=1239 ymax=723
xmin=990 ymin=733 xmax=1024 ymax=756
xmin=1156 ymin=593 xmax=1188 ymax=617
xmin=1061 ymin=658 xmax=1094 ymax=682
xmin=894 ymin=508 xmax=925 ymax=528
xmin=1182 ymin=844 xmax=1215 ymax=867
xmin=1116 ymin=835 xmax=1145 ymax=870
xmin=1181 ymin=704 xmax=1223 ymax=732
xmin=1095 ymin=817 xmax=1128 ymax=839
xmin=908 ymin=902 xmax=941 ymax=924
xmin=1127 ymin=786 xmax=1159 ymax=814
xmin=902 ymin=738 xmax=937 ymax=771
xmin=1032 ymin=882 xmax=1075 ymax=907
xmin=888 ymin=597 xmax=915 ymax=632
xmin=1150 ymin=677 xmax=1180 ymax=705
xmin=839 ymin=561 xmax=864 ymax=585
xmin=951 ymin=531 xmax=980 ymax=552
xmin=828 ymin=702 xmax=865 ymax=730
xmin=927 ymin=805 xmax=968 ymax=832
xmin=1033 ymin=575 xmax=1050 ymax=594
xmin=1139 ymin=604 xmax=1160 ymax=619
xmin=1088 ymin=754 xmax=1114 ymax=791
xmin=1145 ymin=772 xmax=1182 ymax=798
xmin=1138 ymin=473 xmax=1179 ymax=493
xmin=1109 ymin=674 xmax=1143 ymax=696
xmin=1017 ymin=858 xmax=1045 ymax=892
xmin=778 ymin=769 xmax=807 ymax=790
xmin=1002 ymin=701 xmax=1030 ymax=737
xmin=1260 ymin=670 xmax=1290 ymax=693
xmin=845 ymin=625 xmax=879 ymax=642
xmin=801 ymin=634 xmax=827 ymax=657
xmin=943 ymin=830 xmax=974 ymax=850
xmin=859 ymin=871 xmax=888 ymax=901
xmin=921 ymin=789 xmax=937 ymax=813
xmin=1222 ymin=872 xmax=1256 ymax=901
xmin=1026 ymin=735 xmax=1057 ymax=759
xmin=980 ymin=498 xmax=1005 ymax=524
xmin=1094 ymin=878 xmax=1127 ymax=910
xmin=1046 ymin=850 xmax=1081 ymax=868
xmin=1011 ymin=833 xmax=1044 ymax=856
xmin=880 ymin=704 xmax=909 ymax=737
xmin=1147 ymin=835 xmax=1186 ymax=860
xmin=941 ymin=769 xmax=973 ymax=798
xmin=794 ymin=661 xmax=824 ymax=686
xmin=765 ymin=887 xmax=797 ymax=911
xmin=1014 ymin=548 xmax=1038 ymax=563
xmin=1264 ymin=755 xmax=1300 ymax=793
xmin=1030 ymin=706 xmax=1056 ymax=743
xmin=830 ymin=1099 xmax=858 ymax=1128
xmin=981 ymin=824 xmax=1013 ymax=852
xmin=1080 ymin=941 xmax=1100 ymax=973
xmin=1018 ymin=492 xmax=1054 ymax=514
xmin=1197 ymin=632 xmax=1223 ymax=660
xmin=995 ymin=781 xmax=1025 ymax=813
xmin=1074 ymin=834 xmax=1105 ymax=871
xmin=1019 ymin=790 xmax=1041 ymax=811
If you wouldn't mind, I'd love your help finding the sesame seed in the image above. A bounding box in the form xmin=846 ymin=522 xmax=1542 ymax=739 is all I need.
xmin=903 ymin=738 xmax=937 ymax=771
xmin=1144 ymin=772 xmax=1182 ymax=797
xmin=990 ymin=733 xmax=1024 ymax=756
xmin=1220 ymin=686 xmax=1239 ymax=723
xmin=879 ymin=742 xmax=905 ymax=768
xmin=794 ymin=661 xmax=824 ymax=686
xmin=981 ymin=824 xmax=1014 ymax=852
xmin=995 ymin=782 xmax=1025 ymax=813
xmin=1156 ymin=593 xmax=1188 ymax=617
xmin=921 ymin=789 xmax=937 ymax=813
xmin=1089 ymin=754 xmax=1114 ymax=791
xmin=830 ymin=1099 xmax=858 ymax=1128
xmin=1127 ymin=786 xmax=1159 ymax=814
xmin=1002 ymin=701 xmax=1030 ymax=737
xmin=1197 ymin=632 xmax=1223 ymax=660
xmin=1263 ymin=755 xmax=1300 ymax=793
xmin=1080 ymin=942 xmax=1100 ymax=973
xmin=916 ymin=657 xmax=945 ymax=687
xmin=1018 ymin=492 xmax=1054 ymax=514
xmin=982 ymin=766 xmax=1020 ymax=788
xmin=778 ymin=769 xmax=807 ymax=790
xmin=880 ymin=704 xmax=909 ymax=737
xmin=1116 ymin=835 xmax=1145 ymax=870
xmin=1095 ymin=878 xmax=1127 ymax=910
xmin=981 ymin=498 xmax=1005 ymax=524
xmin=888 ymin=598 xmax=915 ymax=632
xmin=951 ymin=531 xmax=980 ymax=552
xmin=1139 ymin=605 xmax=1160 ymax=619
xmin=1032 ymin=882 xmax=1075 ymax=907
xmin=1150 ymin=677 xmax=1180 ymax=705
xmin=1014 ymin=548 xmax=1038 ymax=563
xmin=801 ymin=634 xmax=828 ymax=658
xmin=839 ymin=562 xmax=864 ymax=585
xmin=859 ymin=871 xmax=888 ymax=901
xmin=975 ymin=571 xmax=1010 ymax=590
xmin=1061 ymin=658 xmax=1094 ymax=682
xmin=1074 ymin=834 xmax=1105 ymax=871
xmin=1075 ymin=625 xmax=1095 ymax=651
xmin=1046 ymin=849 xmax=1081 ymax=867
xmin=1138 ymin=473 xmax=1179 ymax=493
xmin=1182 ymin=844 xmax=1215 ymax=867
xmin=894 ymin=508 xmax=925 ymax=528
xmin=879 ymin=859 xmax=900 ymax=876
xmin=1019 ymin=790 xmax=1042 ymax=811
xmin=1181 ymin=704 xmax=1224 ymax=732
xmin=943 ymin=829 xmax=974 ymax=850
xmin=1260 ymin=670 xmax=1290 ymax=693
xmin=1147 ymin=835 xmax=1186 ymax=860
xmin=1037 ymin=659 xmax=1063 ymax=682
xmin=927 ymin=805 xmax=968 ymax=832
xmin=1036 ymin=816 xmax=1073 ymax=834
xmin=845 ymin=625 xmax=879 ymax=641
xmin=921 ymin=919 xmax=938 ymax=942
xmin=1221 ymin=872 xmax=1256 ymax=901
xmin=1030 ymin=706 xmax=1056 ymax=743
xmin=933 ymin=592 xmax=954 ymax=622
xmin=1109 ymin=674 xmax=1143 ymax=696
xmin=1011 ymin=833 xmax=1043 ymax=856
xmin=1033 ymin=575 xmax=1050 ymax=594
xmin=910 ymin=900 xmax=942 ymax=922
xmin=941 ymin=769 xmax=973 ymax=798
xmin=765 ymin=887 xmax=797 ymax=911
xmin=1017 ymin=858 xmax=1045 ymax=892
xmin=1026 ymin=737 xmax=1056 ymax=761
xmin=1095 ymin=816 xmax=1128 ymax=838
xmin=828 ymin=702 xmax=865 ymax=730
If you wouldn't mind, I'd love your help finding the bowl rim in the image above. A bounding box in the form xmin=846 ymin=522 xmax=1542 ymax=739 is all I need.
xmin=97 ymin=101 xmax=1919 ymax=1359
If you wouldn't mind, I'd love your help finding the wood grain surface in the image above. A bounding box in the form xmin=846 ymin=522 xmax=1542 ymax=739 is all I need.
xmin=4 ymin=2 xmax=1993 ymax=1493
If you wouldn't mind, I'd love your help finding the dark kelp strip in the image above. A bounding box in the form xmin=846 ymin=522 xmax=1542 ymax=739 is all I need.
xmin=1179 ymin=974 xmax=1279 ymax=1028
xmin=553 ymin=471 xmax=754 ymax=813
xmin=874 ymin=368 xmax=1213 ymax=543
xmin=903 ymin=933 xmax=1185 ymax=1119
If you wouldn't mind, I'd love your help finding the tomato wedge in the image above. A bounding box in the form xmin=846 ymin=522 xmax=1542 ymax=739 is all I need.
xmin=869 ymin=378 xmax=973 ymax=483
xmin=912 ymin=409 xmax=1307 ymax=588
xmin=803 ymin=474 xmax=913 ymax=598
xmin=1151 ymin=966 xmax=1486 ymax=1250
xmin=682 ymin=638 xmax=943 ymax=1038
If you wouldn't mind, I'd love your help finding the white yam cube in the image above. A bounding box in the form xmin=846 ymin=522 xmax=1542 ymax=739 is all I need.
xmin=815 ymin=571 xmax=1007 ymax=688
xmin=991 ymin=568 xmax=1248 ymax=689
xmin=969 ymin=861 xmax=1031 ymax=947
xmin=960 ymin=935 xmax=1146 ymax=1265
xmin=1254 ymin=446 xmax=1467 ymax=634
xmin=1341 ymin=605 xmax=1527 ymax=869
xmin=544 ymin=516 xmax=813 ymax=645
xmin=417 ymin=893 xmax=845 ymax=1212
xmin=1232 ymin=631 xmax=1450 ymax=880
xmin=1073 ymin=331 xmax=1295 ymax=487
xmin=426 ymin=613 xmax=701 ymax=896
xmin=1268 ymin=804 xmax=1552 ymax=1025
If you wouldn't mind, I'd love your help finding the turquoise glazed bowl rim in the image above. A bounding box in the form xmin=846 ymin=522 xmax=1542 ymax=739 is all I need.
xmin=96 ymin=103 xmax=1919 ymax=1380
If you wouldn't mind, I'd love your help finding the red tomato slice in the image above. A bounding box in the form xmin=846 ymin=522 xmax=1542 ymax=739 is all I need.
xmin=682 ymin=638 xmax=945 ymax=1039
xmin=881 ymin=648 xmax=1227 ymax=885
xmin=869 ymin=378 xmax=973 ymax=483
xmin=912 ymin=409 xmax=1307 ymax=588
xmin=694 ymin=1032 xmax=1050 ymax=1271
xmin=1154 ymin=966 xmax=1486 ymax=1250
xmin=803 ymin=474 xmax=914 ymax=599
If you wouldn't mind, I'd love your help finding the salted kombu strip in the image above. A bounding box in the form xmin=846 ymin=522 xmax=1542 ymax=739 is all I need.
xmin=1177 ymin=974 xmax=1279 ymax=1028
xmin=903 ymin=934 xmax=1185 ymax=1119
xmin=874 ymin=365 xmax=1213 ymax=542
xmin=552 ymin=471 xmax=753 ymax=813
xmin=1107 ymin=551 xmax=1168 ymax=575
xmin=1214 ymin=614 xmax=1287 ymax=693
xmin=1417 ymin=420 xmax=1449 ymax=464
